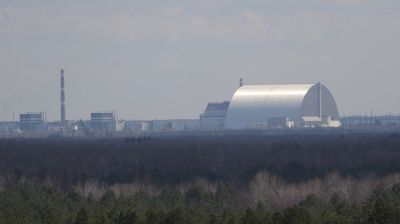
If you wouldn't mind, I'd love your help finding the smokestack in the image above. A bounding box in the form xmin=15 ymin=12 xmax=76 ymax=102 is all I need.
xmin=61 ymin=69 xmax=66 ymax=126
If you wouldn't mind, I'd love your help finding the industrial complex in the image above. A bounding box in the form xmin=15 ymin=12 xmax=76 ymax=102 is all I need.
xmin=0 ymin=69 xmax=399 ymax=136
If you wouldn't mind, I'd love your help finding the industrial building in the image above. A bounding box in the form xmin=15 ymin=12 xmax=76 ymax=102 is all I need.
xmin=152 ymin=119 xmax=200 ymax=132
xmin=90 ymin=112 xmax=120 ymax=132
xmin=19 ymin=112 xmax=47 ymax=132
xmin=0 ymin=122 xmax=18 ymax=133
xmin=200 ymin=101 xmax=230 ymax=130
xmin=124 ymin=120 xmax=151 ymax=132
xmin=124 ymin=119 xmax=200 ymax=132
xmin=341 ymin=115 xmax=400 ymax=127
xmin=224 ymin=83 xmax=341 ymax=129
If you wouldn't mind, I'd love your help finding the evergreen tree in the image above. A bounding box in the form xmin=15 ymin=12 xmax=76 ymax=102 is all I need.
xmin=125 ymin=210 xmax=139 ymax=224
xmin=164 ymin=208 xmax=185 ymax=224
xmin=145 ymin=208 xmax=164 ymax=224
xmin=117 ymin=211 xmax=126 ymax=224
xmin=75 ymin=207 xmax=89 ymax=224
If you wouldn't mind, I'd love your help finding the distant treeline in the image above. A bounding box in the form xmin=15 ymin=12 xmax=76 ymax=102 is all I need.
xmin=0 ymin=132 xmax=400 ymax=188
xmin=3 ymin=177 xmax=400 ymax=223
xmin=2 ymin=132 xmax=400 ymax=223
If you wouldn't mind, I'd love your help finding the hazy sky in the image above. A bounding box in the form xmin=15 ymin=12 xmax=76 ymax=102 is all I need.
xmin=1 ymin=0 xmax=399 ymax=121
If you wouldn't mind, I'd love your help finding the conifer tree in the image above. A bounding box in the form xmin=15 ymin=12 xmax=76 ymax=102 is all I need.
xmin=75 ymin=207 xmax=89 ymax=224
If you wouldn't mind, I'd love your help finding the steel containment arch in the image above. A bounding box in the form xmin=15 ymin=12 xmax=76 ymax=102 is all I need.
xmin=224 ymin=83 xmax=340 ymax=129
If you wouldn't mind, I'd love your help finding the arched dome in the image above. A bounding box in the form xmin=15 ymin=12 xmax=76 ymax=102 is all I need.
xmin=224 ymin=83 xmax=340 ymax=129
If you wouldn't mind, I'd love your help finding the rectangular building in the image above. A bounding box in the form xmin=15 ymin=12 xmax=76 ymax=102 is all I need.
xmin=19 ymin=112 xmax=46 ymax=132
xmin=90 ymin=112 xmax=117 ymax=132
xmin=200 ymin=101 xmax=230 ymax=130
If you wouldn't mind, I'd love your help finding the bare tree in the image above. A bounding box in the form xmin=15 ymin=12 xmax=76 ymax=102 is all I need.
xmin=73 ymin=179 xmax=107 ymax=200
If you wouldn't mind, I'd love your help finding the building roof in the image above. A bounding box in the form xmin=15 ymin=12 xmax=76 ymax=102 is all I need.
xmin=205 ymin=101 xmax=230 ymax=112
xmin=302 ymin=116 xmax=323 ymax=122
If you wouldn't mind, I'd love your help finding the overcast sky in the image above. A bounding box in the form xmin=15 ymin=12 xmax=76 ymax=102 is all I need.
xmin=0 ymin=0 xmax=399 ymax=121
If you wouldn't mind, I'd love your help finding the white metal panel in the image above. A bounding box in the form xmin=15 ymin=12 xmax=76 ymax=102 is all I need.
xmin=225 ymin=84 xmax=314 ymax=129
xmin=224 ymin=83 xmax=340 ymax=129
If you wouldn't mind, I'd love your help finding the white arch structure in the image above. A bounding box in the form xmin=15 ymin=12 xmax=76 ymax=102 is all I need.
xmin=224 ymin=83 xmax=340 ymax=129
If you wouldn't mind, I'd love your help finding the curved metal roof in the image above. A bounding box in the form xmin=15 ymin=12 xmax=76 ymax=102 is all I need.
xmin=224 ymin=83 xmax=339 ymax=129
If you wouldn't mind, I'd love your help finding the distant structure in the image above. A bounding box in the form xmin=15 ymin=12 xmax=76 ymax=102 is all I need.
xmin=124 ymin=119 xmax=200 ymax=132
xmin=341 ymin=115 xmax=400 ymax=127
xmin=239 ymin=78 xmax=244 ymax=87
xmin=90 ymin=112 xmax=116 ymax=132
xmin=90 ymin=112 xmax=124 ymax=133
xmin=200 ymin=101 xmax=230 ymax=130
xmin=19 ymin=112 xmax=46 ymax=132
xmin=224 ymin=83 xmax=341 ymax=129
xmin=60 ymin=69 xmax=66 ymax=126
xmin=152 ymin=119 xmax=200 ymax=132
xmin=0 ymin=121 xmax=18 ymax=133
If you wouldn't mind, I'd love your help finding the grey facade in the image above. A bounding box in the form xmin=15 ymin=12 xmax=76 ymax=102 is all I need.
xmin=200 ymin=101 xmax=230 ymax=130
xmin=90 ymin=112 xmax=117 ymax=132
xmin=19 ymin=112 xmax=46 ymax=132
xmin=341 ymin=115 xmax=400 ymax=127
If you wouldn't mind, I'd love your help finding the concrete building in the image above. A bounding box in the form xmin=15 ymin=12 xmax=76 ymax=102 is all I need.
xmin=125 ymin=119 xmax=200 ymax=132
xmin=225 ymin=83 xmax=341 ymax=129
xmin=0 ymin=122 xmax=18 ymax=133
xmin=182 ymin=119 xmax=201 ymax=131
xmin=19 ymin=112 xmax=46 ymax=132
xmin=90 ymin=112 xmax=118 ymax=132
xmin=152 ymin=119 xmax=200 ymax=132
xmin=200 ymin=101 xmax=230 ymax=130
xmin=341 ymin=115 xmax=400 ymax=127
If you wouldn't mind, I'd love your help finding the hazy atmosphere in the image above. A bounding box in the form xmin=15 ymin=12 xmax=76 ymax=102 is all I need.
xmin=1 ymin=0 xmax=399 ymax=121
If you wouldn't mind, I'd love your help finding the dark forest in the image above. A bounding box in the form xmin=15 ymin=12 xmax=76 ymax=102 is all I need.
xmin=1 ymin=131 xmax=400 ymax=223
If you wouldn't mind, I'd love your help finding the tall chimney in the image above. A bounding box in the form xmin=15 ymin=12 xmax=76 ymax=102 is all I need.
xmin=61 ymin=69 xmax=66 ymax=126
